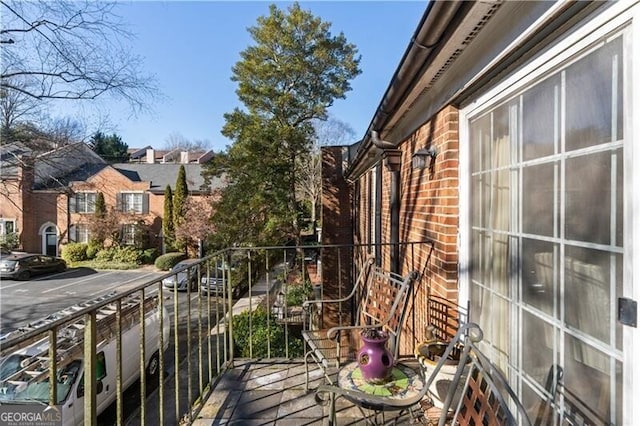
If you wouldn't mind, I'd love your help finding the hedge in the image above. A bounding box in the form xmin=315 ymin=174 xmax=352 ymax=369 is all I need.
xmin=154 ymin=252 xmax=187 ymax=271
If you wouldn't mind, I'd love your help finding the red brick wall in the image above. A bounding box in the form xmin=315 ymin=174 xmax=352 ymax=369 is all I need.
xmin=351 ymin=105 xmax=460 ymax=354
xmin=320 ymin=146 xmax=353 ymax=328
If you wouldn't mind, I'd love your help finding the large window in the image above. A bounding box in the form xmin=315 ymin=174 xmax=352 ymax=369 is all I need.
xmin=75 ymin=192 xmax=96 ymax=214
xmin=467 ymin=35 xmax=624 ymax=424
xmin=75 ymin=224 xmax=90 ymax=244
xmin=121 ymin=223 xmax=137 ymax=245
xmin=120 ymin=192 xmax=143 ymax=214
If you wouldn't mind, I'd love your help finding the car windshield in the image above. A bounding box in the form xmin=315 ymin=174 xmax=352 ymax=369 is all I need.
xmin=174 ymin=262 xmax=191 ymax=270
xmin=0 ymin=355 xmax=80 ymax=404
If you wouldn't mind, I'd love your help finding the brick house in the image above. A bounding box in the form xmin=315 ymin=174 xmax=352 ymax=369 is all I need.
xmin=322 ymin=1 xmax=639 ymax=423
xmin=0 ymin=142 xmax=220 ymax=255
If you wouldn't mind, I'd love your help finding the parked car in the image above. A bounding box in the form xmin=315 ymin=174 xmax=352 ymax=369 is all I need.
xmin=162 ymin=259 xmax=201 ymax=292
xmin=200 ymin=263 xmax=235 ymax=296
xmin=0 ymin=253 xmax=67 ymax=280
xmin=200 ymin=268 xmax=226 ymax=296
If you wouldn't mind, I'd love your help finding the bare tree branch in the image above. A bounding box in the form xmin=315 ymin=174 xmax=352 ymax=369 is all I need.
xmin=0 ymin=0 xmax=158 ymax=113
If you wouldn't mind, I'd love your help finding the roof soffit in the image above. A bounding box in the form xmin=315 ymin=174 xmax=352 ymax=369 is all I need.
xmin=384 ymin=0 xmax=604 ymax=143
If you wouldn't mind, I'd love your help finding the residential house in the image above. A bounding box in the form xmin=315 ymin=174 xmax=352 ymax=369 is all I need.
xmin=324 ymin=1 xmax=639 ymax=423
xmin=0 ymin=142 xmax=221 ymax=255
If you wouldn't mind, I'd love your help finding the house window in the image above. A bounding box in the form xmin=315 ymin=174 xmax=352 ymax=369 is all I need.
xmin=121 ymin=223 xmax=137 ymax=245
xmin=465 ymin=34 xmax=624 ymax=424
xmin=0 ymin=219 xmax=16 ymax=247
xmin=76 ymin=192 xmax=96 ymax=214
xmin=75 ymin=224 xmax=90 ymax=244
xmin=120 ymin=192 xmax=143 ymax=213
xmin=0 ymin=219 xmax=15 ymax=236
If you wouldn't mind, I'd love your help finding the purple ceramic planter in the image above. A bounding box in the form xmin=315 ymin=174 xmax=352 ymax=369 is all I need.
xmin=357 ymin=332 xmax=394 ymax=383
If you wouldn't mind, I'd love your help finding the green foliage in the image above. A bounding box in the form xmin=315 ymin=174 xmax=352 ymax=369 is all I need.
xmin=141 ymin=248 xmax=159 ymax=264
xmin=232 ymin=308 xmax=304 ymax=358
xmin=0 ymin=232 xmax=18 ymax=250
xmin=86 ymin=240 xmax=102 ymax=259
xmin=162 ymin=185 xmax=175 ymax=251
xmin=173 ymin=165 xmax=188 ymax=250
xmin=154 ymin=252 xmax=187 ymax=271
xmin=94 ymin=192 xmax=106 ymax=219
xmin=285 ymin=279 xmax=313 ymax=306
xmin=91 ymin=131 xmax=129 ymax=162
xmin=207 ymin=2 xmax=360 ymax=247
xmin=61 ymin=243 xmax=87 ymax=262
xmin=95 ymin=246 xmax=143 ymax=264
xmin=233 ymin=3 xmax=361 ymax=123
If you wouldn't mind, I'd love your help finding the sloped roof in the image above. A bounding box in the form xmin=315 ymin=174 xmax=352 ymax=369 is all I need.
xmin=0 ymin=142 xmax=33 ymax=178
xmin=33 ymin=163 xmax=109 ymax=190
xmin=111 ymin=163 xmax=221 ymax=193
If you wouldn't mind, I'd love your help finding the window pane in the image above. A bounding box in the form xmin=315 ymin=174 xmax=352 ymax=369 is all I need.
xmin=470 ymin=113 xmax=491 ymax=173
xmin=564 ymin=334 xmax=612 ymax=422
xmin=493 ymin=104 xmax=511 ymax=168
xmin=523 ymin=76 xmax=558 ymax=160
xmin=564 ymin=246 xmax=611 ymax=344
xmin=522 ymin=239 xmax=556 ymax=316
xmin=565 ymin=37 xmax=623 ymax=151
xmin=523 ymin=163 xmax=556 ymax=236
xmin=523 ymin=310 xmax=554 ymax=386
xmin=565 ymin=152 xmax=612 ymax=245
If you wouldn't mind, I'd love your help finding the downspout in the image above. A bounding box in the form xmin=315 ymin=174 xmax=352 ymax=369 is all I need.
xmin=371 ymin=131 xmax=401 ymax=274
xmin=345 ymin=0 xmax=463 ymax=181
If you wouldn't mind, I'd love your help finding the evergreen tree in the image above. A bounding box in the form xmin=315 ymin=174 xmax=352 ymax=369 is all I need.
xmin=173 ymin=165 xmax=188 ymax=251
xmin=91 ymin=131 xmax=129 ymax=162
xmin=163 ymin=185 xmax=175 ymax=251
xmin=94 ymin=192 xmax=106 ymax=219
xmin=208 ymin=2 xmax=360 ymax=246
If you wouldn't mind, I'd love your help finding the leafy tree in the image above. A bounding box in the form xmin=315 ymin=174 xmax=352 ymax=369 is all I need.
xmin=162 ymin=185 xmax=175 ymax=251
xmin=173 ymin=165 xmax=188 ymax=251
xmin=91 ymin=131 xmax=129 ymax=162
xmin=209 ymin=2 xmax=360 ymax=246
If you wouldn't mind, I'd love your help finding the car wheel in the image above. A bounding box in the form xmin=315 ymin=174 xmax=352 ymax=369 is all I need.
xmin=17 ymin=270 xmax=31 ymax=280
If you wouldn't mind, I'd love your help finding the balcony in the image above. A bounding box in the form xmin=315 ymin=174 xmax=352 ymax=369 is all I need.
xmin=0 ymin=242 xmax=440 ymax=425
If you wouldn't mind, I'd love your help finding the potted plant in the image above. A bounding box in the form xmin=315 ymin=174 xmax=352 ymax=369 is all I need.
xmin=357 ymin=328 xmax=394 ymax=384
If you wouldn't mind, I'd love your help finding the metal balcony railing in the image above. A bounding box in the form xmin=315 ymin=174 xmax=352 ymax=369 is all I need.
xmin=0 ymin=241 xmax=432 ymax=425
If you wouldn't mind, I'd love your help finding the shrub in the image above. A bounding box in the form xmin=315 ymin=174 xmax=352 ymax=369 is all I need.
xmin=86 ymin=240 xmax=102 ymax=259
xmin=113 ymin=246 xmax=144 ymax=264
xmin=95 ymin=247 xmax=117 ymax=262
xmin=232 ymin=308 xmax=303 ymax=358
xmin=141 ymin=248 xmax=159 ymax=264
xmin=154 ymin=252 xmax=187 ymax=271
xmin=286 ymin=280 xmax=313 ymax=306
xmin=61 ymin=243 xmax=87 ymax=262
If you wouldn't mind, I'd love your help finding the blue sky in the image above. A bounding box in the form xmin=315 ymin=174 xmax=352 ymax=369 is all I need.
xmin=90 ymin=1 xmax=427 ymax=151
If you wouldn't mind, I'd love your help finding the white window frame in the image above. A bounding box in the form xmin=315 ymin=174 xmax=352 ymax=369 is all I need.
xmin=76 ymin=192 xmax=96 ymax=214
xmin=121 ymin=223 xmax=136 ymax=246
xmin=75 ymin=224 xmax=90 ymax=244
xmin=121 ymin=192 xmax=143 ymax=214
xmin=0 ymin=218 xmax=16 ymax=235
xmin=459 ymin=2 xmax=639 ymax=422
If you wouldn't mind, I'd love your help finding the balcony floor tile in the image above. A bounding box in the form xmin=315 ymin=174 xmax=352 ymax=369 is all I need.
xmin=192 ymin=359 xmax=423 ymax=425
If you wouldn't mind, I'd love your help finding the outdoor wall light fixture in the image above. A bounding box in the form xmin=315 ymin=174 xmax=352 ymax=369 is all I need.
xmin=412 ymin=146 xmax=438 ymax=170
